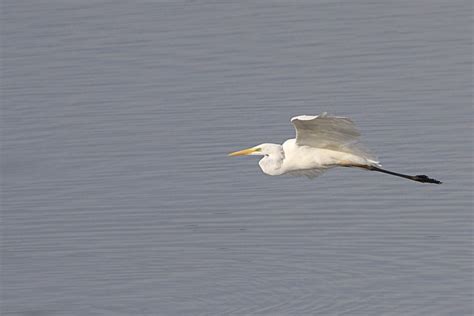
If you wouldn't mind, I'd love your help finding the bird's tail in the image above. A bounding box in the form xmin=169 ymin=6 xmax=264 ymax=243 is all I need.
xmin=340 ymin=142 xmax=380 ymax=167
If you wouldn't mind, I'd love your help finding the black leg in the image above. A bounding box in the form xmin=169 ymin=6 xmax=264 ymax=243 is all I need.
xmin=366 ymin=166 xmax=442 ymax=184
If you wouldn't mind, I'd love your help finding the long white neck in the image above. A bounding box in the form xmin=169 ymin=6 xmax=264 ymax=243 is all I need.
xmin=258 ymin=144 xmax=285 ymax=176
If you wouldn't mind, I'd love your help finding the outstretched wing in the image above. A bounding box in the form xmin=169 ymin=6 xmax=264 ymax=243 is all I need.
xmin=285 ymin=168 xmax=327 ymax=179
xmin=291 ymin=113 xmax=361 ymax=149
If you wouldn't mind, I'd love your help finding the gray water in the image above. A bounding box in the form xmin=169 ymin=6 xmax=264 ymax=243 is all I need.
xmin=1 ymin=1 xmax=472 ymax=315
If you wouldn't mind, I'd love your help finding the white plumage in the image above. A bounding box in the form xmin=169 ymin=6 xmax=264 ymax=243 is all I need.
xmin=229 ymin=113 xmax=441 ymax=184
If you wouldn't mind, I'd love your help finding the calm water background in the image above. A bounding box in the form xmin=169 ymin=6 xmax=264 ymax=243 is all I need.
xmin=1 ymin=1 xmax=472 ymax=315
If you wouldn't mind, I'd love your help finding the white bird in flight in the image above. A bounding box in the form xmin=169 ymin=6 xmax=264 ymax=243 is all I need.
xmin=229 ymin=113 xmax=441 ymax=184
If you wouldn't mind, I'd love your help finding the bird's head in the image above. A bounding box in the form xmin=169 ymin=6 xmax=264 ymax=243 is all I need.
xmin=229 ymin=143 xmax=285 ymax=175
xmin=228 ymin=143 xmax=283 ymax=158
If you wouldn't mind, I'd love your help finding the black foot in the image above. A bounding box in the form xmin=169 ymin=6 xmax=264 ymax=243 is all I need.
xmin=413 ymin=175 xmax=442 ymax=184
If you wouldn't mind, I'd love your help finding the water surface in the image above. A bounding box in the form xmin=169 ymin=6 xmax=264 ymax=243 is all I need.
xmin=1 ymin=1 xmax=472 ymax=315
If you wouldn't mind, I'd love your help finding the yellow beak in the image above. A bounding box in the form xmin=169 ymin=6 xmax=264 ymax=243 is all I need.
xmin=228 ymin=147 xmax=260 ymax=156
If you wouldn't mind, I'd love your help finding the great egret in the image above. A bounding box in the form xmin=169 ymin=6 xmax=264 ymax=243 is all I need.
xmin=228 ymin=113 xmax=441 ymax=184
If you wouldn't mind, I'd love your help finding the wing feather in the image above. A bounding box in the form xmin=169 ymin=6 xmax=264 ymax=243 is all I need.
xmin=285 ymin=168 xmax=327 ymax=179
xmin=290 ymin=113 xmax=378 ymax=163
xmin=291 ymin=113 xmax=360 ymax=149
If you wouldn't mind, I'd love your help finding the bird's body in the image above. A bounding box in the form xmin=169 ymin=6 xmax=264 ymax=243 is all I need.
xmin=229 ymin=113 xmax=441 ymax=184
xmin=257 ymin=139 xmax=375 ymax=177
